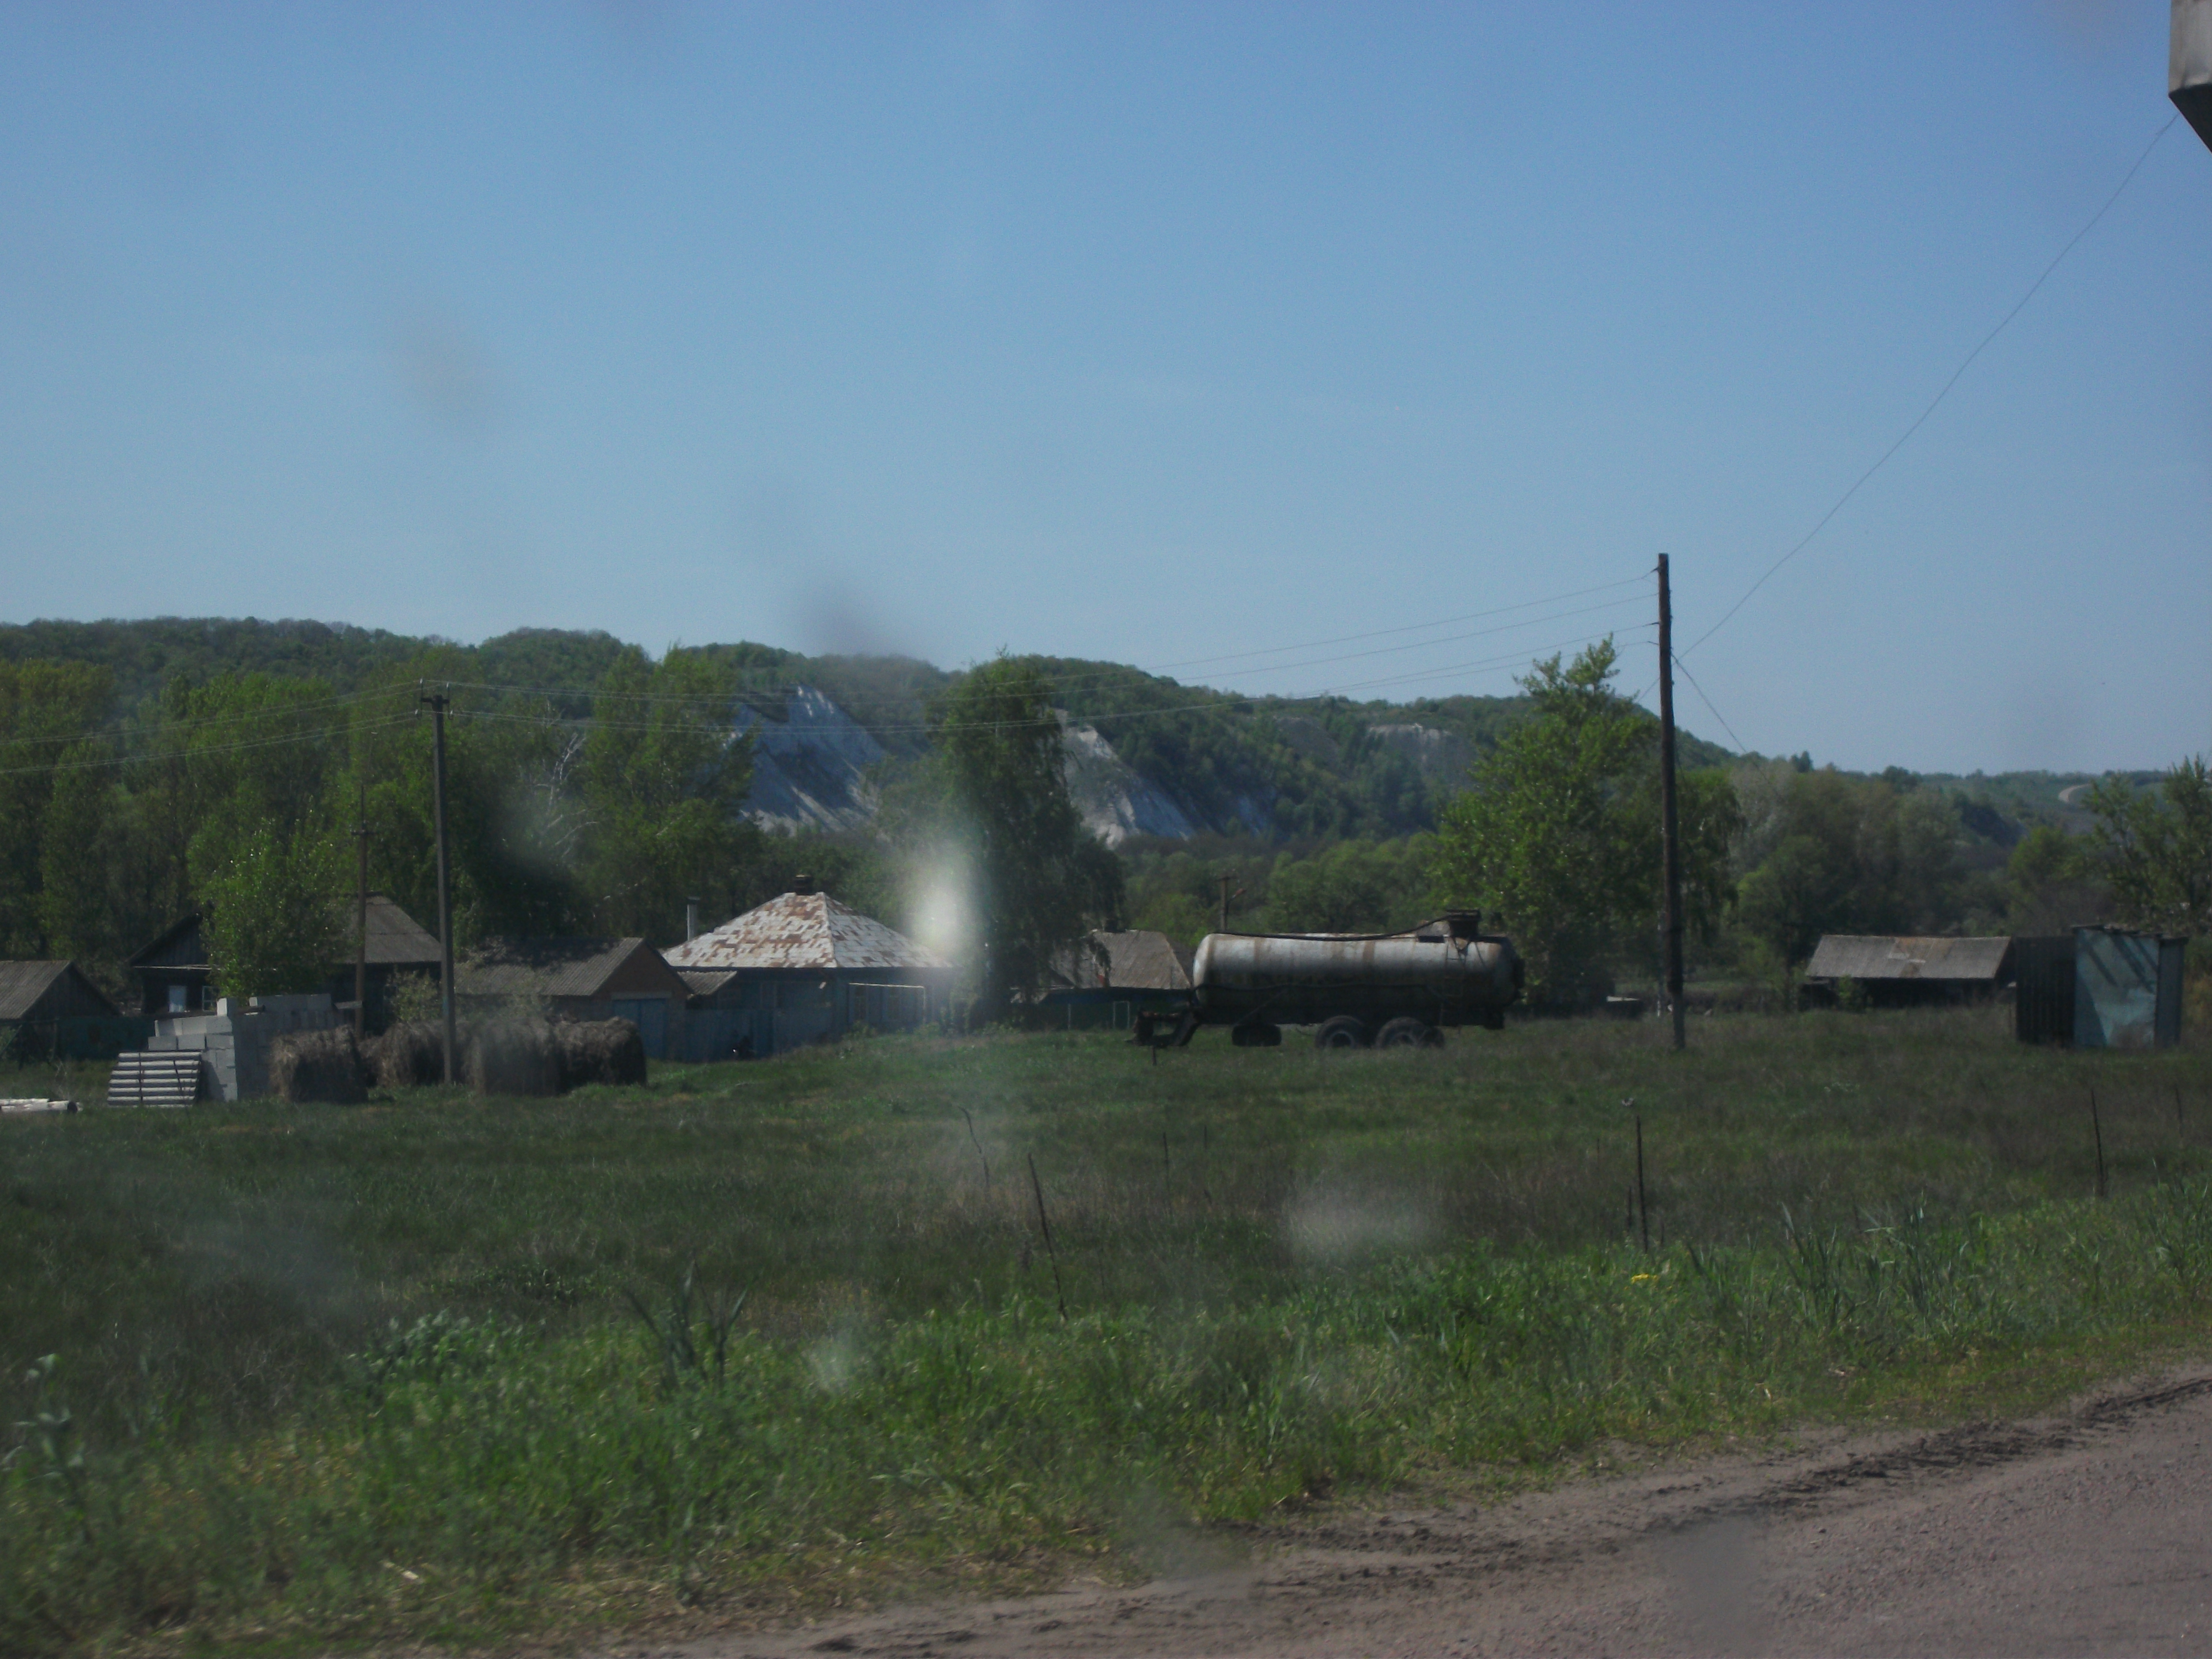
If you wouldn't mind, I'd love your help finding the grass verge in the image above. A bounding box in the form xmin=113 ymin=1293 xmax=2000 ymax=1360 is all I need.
xmin=4 ymin=1009 xmax=2211 ymax=1651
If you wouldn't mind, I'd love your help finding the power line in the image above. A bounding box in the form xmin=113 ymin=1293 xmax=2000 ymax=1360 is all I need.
xmin=426 ymin=571 xmax=1655 ymax=711
xmin=457 ymin=624 xmax=1649 ymax=738
xmin=0 ymin=682 xmax=415 ymax=755
xmin=0 ymin=712 xmax=420 ymax=780
xmin=1670 ymin=653 xmax=1746 ymax=754
xmin=1683 ymin=112 xmax=2179 ymax=659
xmin=1110 ymin=573 xmax=1649 ymax=676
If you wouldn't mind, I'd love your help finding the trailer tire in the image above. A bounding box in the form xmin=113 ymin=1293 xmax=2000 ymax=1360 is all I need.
xmin=1375 ymin=1016 xmax=1442 ymax=1049
xmin=1313 ymin=1015 xmax=1370 ymax=1050
xmin=1231 ymin=1020 xmax=1282 ymax=1047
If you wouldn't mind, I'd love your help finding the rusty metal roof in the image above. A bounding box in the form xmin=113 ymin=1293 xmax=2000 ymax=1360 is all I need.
xmin=665 ymin=892 xmax=951 ymax=973
xmin=1804 ymin=936 xmax=2014 ymax=983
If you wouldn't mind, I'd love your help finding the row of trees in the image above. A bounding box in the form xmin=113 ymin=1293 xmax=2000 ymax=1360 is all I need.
xmin=0 ymin=647 xmax=1128 ymax=1013
xmin=6 ymin=634 xmax=2204 ymax=1015
xmin=1423 ymin=641 xmax=2211 ymax=1001
xmin=1121 ymin=640 xmax=2211 ymax=1007
xmin=0 ymin=650 xmax=765 ymax=998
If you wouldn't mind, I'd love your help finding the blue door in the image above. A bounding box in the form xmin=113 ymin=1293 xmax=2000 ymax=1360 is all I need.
xmin=610 ymin=998 xmax=669 ymax=1060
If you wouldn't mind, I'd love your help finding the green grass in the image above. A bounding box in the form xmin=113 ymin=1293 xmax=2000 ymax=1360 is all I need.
xmin=6 ymin=1009 xmax=2212 ymax=1652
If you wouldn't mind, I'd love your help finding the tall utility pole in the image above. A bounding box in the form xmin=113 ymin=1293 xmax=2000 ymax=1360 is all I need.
xmin=1219 ymin=874 xmax=1233 ymax=933
xmin=1657 ymin=556 xmax=1686 ymax=1052
xmin=420 ymin=687 xmax=457 ymax=1084
xmin=352 ymin=780 xmax=369 ymax=1040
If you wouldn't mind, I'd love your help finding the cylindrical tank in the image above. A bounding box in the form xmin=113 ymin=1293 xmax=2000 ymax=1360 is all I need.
xmin=1191 ymin=915 xmax=1522 ymax=1030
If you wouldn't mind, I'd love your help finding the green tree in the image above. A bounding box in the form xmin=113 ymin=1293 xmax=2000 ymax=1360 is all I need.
xmin=193 ymin=821 xmax=346 ymax=999
xmin=1430 ymin=641 xmax=1738 ymax=1002
xmin=924 ymin=656 xmax=1123 ymax=1013
xmin=1264 ymin=837 xmax=1437 ymax=934
xmin=2003 ymin=824 xmax=2109 ymax=934
xmin=577 ymin=648 xmax=757 ymax=940
xmin=0 ymin=662 xmax=113 ymax=956
xmin=1733 ymin=769 xmax=1879 ymax=969
xmin=2086 ymin=759 xmax=2212 ymax=935
xmin=35 ymin=745 xmax=118 ymax=960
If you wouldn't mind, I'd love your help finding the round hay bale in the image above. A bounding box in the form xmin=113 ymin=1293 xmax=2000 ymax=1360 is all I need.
xmin=466 ymin=1020 xmax=559 ymax=1098
xmin=272 ymin=1027 xmax=369 ymax=1105
xmin=554 ymin=1018 xmax=646 ymax=1089
xmin=365 ymin=1021 xmax=447 ymax=1089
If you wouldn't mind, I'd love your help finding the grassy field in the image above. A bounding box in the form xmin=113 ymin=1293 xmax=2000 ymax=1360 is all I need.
xmin=7 ymin=1009 xmax=2212 ymax=1653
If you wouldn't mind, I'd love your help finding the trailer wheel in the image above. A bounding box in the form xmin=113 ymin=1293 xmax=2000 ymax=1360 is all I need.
xmin=1231 ymin=1020 xmax=1282 ymax=1047
xmin=1313 ymin=1015 xmax=1370 ymax=1050
xmin=1376 ymin=1016 xmax=1442 ymax=1049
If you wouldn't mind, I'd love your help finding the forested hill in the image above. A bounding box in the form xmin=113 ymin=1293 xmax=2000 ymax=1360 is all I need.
xmin=0 ymin=614 xmax=2043 ymax=846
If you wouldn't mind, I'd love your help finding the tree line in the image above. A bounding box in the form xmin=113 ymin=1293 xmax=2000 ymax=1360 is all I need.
xmin=1128 ymin=641 xmax=2208 ymax=1004
xmin=2 ymin=636 xmax=2201 ymax=1015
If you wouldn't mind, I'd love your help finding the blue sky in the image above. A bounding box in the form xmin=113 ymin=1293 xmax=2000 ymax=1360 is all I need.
xmin=2 ymin=3 xmax=2206 ymax=775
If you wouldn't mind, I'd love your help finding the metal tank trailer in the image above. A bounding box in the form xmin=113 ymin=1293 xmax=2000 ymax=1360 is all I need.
xmin=1142 ymin=911 xmax=1524 ymax=1051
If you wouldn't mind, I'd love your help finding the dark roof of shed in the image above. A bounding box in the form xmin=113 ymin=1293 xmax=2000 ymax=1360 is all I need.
xmin=677 ymin=968 xmax=739 ymax=1000
xmin=461 ymin=937 xmax=661 ymax=999
xmin=127 ymin=913 xmax=206 ymax=971
xmin=1091 ymin=930 xmax=1193 ymax=990
xmin=0 ymin=961 xmax=117 ymax=1021
xmin=359 ymin=894 xmax=442 ymax=966
xmin=1047 ymin=929 xmax=1194 ymax=992
xmin=1804 ymin=935 xmax=2013 ymax=982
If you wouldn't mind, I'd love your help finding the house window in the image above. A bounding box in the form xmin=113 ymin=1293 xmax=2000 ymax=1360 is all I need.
xmin=168 ymin=984 xmax=188 ymax=1014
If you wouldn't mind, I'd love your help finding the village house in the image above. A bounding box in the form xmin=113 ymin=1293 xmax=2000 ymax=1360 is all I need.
xmin=0 ymin=960 xmax=138 ymax=1059
xmin=457 ymin=936 xmax=692 ymax=1060
xmin=323 ymin=894 xmax=444 ymax=1032
xmin=1040 ymin=928 xmax=1194 ymax=1031
xmin=1802 ymin=935 xmax=2015 ymax=1008
xmin=665 ymin=878 xmax=953 ymax=1060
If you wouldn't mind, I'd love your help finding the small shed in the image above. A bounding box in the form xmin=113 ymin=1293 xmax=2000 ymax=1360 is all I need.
xmin=2016 ymin=927 xmax=2186 ymax=1049
xmin=323 ymin=894 xmax=444 ymax=1032
xmin=128 ymin=915 xmax=214 ymax=1016
xmin=1041 ymin=929 xmax=1195 ymax=1030
xmin=0 ymin=961 xmax=142 ymax=1060
xmin=459 ymin=937 xmax=691 ymax=1059
xmin=665 ymin=884 xmax=953 ymax=1060
xmin=1802 ymin=936 xmax=2015 ymax=1008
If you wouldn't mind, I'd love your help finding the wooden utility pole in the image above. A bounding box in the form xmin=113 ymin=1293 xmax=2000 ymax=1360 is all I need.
xmin=1657 ymin=556 xmax=1686 ymax=1052
xmin=1219 ymin=874 xmax=1233 ymax=933
xmin=420 ymin=687 xmax=457 ymax=1084
xmin=352 ymin=779 xmax=369 ymax=1040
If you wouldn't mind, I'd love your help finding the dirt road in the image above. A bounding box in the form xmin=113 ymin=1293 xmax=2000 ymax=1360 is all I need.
xmin=619 ymin=1372 xmax=2212 ymax=1658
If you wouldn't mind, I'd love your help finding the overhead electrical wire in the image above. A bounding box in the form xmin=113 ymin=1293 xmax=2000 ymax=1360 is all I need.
xmin=434 ymin=596 xmax=1645 ymax=716
xmin=0 ymin=573 xmax=1656 ymax=779
xmin=456 ymin=624 xmax=1650 ymax=738
xmin=1670 ymin=652 xmax=1746 ymax=754
xmin=1682 ymin=112 xmax=2180 ymax=660
xmin=0 ymin=681 xmax=416 ymax=756
xmin=0 ymin=712 xmax=421 ymax=780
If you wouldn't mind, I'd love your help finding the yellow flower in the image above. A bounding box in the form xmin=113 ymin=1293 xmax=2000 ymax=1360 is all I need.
xmin=1629 ymin=1272 xmax=1655 ymax=1284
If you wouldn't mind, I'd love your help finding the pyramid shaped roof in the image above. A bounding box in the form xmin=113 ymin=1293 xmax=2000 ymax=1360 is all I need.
xmin=665 ymin=892 xmax=951 ymax=973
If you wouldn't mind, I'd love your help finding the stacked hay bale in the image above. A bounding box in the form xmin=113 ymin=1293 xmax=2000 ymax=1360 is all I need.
xmin=365 ymin=1021 xmax=447 ymax=1089
xmin=552 ymin=1018 xmax=647 ymax=1089
xmin=466 ymin=1020 xmax=559 ymax=1097
xmin=271 ymin=1029 xmax=369 ymax=1105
